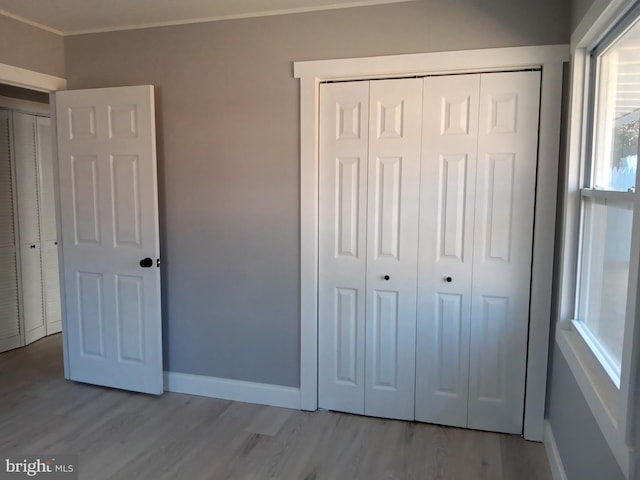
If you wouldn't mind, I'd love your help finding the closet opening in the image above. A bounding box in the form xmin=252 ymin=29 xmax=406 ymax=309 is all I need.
xmin=0 ymin=83 xmax=62 ymax=357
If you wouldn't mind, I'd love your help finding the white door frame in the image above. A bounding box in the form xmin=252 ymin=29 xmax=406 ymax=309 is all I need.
xmin=0 ymin=62 xmax=68 ymax=375
xmin=294 ymin=44 xmax=569 ymax=441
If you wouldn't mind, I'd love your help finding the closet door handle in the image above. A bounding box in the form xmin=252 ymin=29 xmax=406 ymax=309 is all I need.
xmin=445 ymin=276 xmax=452 ymax=283
xmin=383 ymin=275 xmax=390 ymax=281
xmin=30 ymin=244 xmax=36 ymax=249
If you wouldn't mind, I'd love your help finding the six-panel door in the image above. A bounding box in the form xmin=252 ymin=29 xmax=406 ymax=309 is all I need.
xmin=319 ymin=71 xmax=541 ymax=434
xmin=415 ymin=74 xmax=481 ymax=427
xmin=319 ymin=79 xmax=423 ymax=420
xmin=56 ymin=86 xmax=163 ymax=395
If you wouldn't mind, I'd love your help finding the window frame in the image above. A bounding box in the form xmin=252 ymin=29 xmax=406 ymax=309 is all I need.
xmin=558 ymin=0 xmax=640 ymax=476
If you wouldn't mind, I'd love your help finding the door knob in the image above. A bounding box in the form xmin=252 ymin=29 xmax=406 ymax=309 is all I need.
xmin=139 ymin=257 xmax=153 ymax=268
xmin=383 ymin=275 xmax=390 ymax=281
xmin=445 ymin=276 xmax=452 ymax=283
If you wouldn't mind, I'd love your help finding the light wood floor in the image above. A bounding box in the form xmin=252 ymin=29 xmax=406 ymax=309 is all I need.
xmin=0 ymin=335 xmax=552 ymax=480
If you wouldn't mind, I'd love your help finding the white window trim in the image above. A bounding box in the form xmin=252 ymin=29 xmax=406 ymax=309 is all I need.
xmin=557 ymin=0 xmax=640 ymax=477
xmin=294 ymin=44 xmax=568 ymax=442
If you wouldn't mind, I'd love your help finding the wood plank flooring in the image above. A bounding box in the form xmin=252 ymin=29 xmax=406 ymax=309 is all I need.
xmin=0 ymin=335 xmax=553 ymax=480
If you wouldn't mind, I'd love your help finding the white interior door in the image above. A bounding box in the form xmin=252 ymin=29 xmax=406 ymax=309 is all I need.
xmin=415 ymin=74 xmax=481 ymax=427
xmin=364 ymin=79 xmax=422 ymax=420
xmin=467 ymin=71 xmax=540 ymax=433
xmin=0 ymin=110 xmax=21 ymax=353
xmin=56 ymin=86 xmax=163 ymax=395
xmin=318 ymin=81 xmax=369 ymax=414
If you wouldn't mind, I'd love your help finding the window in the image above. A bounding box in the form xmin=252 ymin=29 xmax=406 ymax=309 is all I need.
xmin=559 ymin=0 xmax=640 ymax=475
xmin=575 ymin=11 xmax=640 ymax=387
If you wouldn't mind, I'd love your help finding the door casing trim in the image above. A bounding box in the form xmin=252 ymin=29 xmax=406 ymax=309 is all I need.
xmin=294 ymin=44 xmax=569 ymax=441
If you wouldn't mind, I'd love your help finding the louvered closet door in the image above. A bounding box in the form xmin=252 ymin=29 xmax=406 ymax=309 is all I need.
xmin=13 ymin=112 xmax=45 ymax=345
xmin=36 ymin=116 xmax=62 ymax=335
xmin=467 ymin=71 xmax=540 ymax=434
xmin=0 ymin=110 xmax=21 ymax=353
xmin=415 ymin=74 xmax=481 ymax=427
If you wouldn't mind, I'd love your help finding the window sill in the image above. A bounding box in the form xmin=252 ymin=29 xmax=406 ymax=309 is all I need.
xmin=555 ymin=326 xmax=631 ymax=477
xmin=571 ymin=319 xmax=621 ymax=387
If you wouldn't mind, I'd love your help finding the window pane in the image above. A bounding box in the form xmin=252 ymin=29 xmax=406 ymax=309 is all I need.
xmin=593 ymin=19 xmax=640 ymax=192
xmin=578 ymin=197 xmax=632 ymax=369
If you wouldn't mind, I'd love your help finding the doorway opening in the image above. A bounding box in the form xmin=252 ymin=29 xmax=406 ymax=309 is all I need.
xmin=0 ymin=83 xmax=62 ymax=356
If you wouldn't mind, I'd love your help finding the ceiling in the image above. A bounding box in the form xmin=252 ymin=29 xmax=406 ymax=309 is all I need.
xmin=0 ymin=0 xmax=415 ymax=36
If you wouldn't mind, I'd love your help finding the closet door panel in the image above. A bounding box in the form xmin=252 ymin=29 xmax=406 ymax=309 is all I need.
xmin=43 ymin=240 xmax=62 ymax=334
xmin=37 ymin=117 xmax=57 ymax=242
xmin=364 ymin=78 xmax=422 ymax=420
xmin=318 ymin=81 xmax=369 ymax=414
xmin=0 ymin=246 xmax=20 ymax=351
xmin=415 ymin=74 xmax=480 ymax=427
xmin=13 ymin=113 xmax=40 ymax=245
xmin=468 ymin=71 xmax=540 ymax=434
xmin=22 ymin=243 xmax=45 ymax=344
xmin=36 ymin=116 xmax=62 ymax=335
xmin=0 ymin=110 xmax=21 ymax=353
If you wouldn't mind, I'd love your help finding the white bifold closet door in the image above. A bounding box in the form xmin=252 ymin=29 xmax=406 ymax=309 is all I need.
xmin=319 ymin=71 xmax=540 ymax=434
xmin=319 ymin=79 xmax=423 ymax=420
xmin=415 ymin=71 xmax=541 ymax=434
xmin=0 ymin=110 xmax=21 ymax=353
xmin=415 ymin=74 xmax=481 ymax=428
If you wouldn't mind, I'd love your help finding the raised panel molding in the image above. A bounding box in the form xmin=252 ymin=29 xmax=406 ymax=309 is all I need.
xmin=335 ymin=288 xmax=358 ymax=384
xmin=375 ymin=157 xmax=401 ymax=260
xmin=72 ymin=155 xmax=101 ymax=244
xmin=377 ymin=101 xmax=404 ymax=138
xmin=116 ymin=275 xmax=145 ymax=364
xmin=111 ymin=155 xmax=142 ymax=247
xmin=440 ymin=155 xmax=467 ymax=261
xmin=336 ymin=103 xmax=361 ymax=139
xmin=484 ymin=154 xmax=515 ymax=263
xmin=477 ymin=296 xmax=508 ymax=401
xmin=442 ymin=96 xmax=471 ymax=135
xmin=436 ymin=293 xmax=463 ymax=394
xmin=336 ymin=157 xmax=360 ymax=258
xmin=488 ymin=93 xmax=518 ymax=134
xmin=109 ymin=105 xmax=138 ymax=139
xmin=68 ymin=106 xmax=96 ymax=140
xmin=373 ymin=290 xmax=399 ymax=389
xmin=77 ymin=272 xmax=105 ymax=358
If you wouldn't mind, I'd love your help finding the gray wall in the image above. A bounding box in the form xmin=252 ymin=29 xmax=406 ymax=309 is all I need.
xmin=0 ymin=14 xmax=64 ymax=78
xmin=64 ymin=0 xmax=570 ymax=387
xmin=547 ymin=347 xmax=625 ymax=480
xmin=571 ymin=0 xmax=597 ymax=31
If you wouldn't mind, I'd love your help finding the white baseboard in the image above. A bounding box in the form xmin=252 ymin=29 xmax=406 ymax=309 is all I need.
xmin=47 ymin=320 xmax=62 ymax=335
xmin=163 ymin=371 xmax=301 ymax=410
xmin=544 ymin=420 xmax=568 ymax=480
